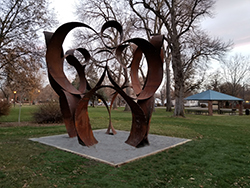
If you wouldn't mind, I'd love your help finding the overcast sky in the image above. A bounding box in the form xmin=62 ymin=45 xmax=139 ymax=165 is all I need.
xmin=52 ymin=0 xmax=250 ymax=56
xmin=201 ymin=0 xmax=250 ymax=56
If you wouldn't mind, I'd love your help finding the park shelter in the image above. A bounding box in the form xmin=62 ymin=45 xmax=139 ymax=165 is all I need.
xmin=185 ymin=90 xmax=243 ymax=116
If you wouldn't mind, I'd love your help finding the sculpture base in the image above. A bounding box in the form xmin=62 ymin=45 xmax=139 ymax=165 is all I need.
xmin=30 ymin=129 xmax=190 ymax=167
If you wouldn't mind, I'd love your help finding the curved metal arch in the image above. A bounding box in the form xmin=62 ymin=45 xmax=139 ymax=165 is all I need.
xmin=116 ymin=36 xmax=164 ymax=100
xmin=65 ymin=48 xmax=92 ymax=93
xmin=101 ymin=20 xmax=123 ymax=50
xmin=45 ymin=22 xmax=98 ymax=95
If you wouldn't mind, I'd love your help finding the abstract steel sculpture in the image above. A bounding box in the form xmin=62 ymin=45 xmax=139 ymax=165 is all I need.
xmin=44 ymin=21 xmax=163 ymax=148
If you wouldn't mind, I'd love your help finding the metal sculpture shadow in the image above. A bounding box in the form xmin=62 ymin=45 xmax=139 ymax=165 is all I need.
xmin=44 ymin=21 xmax=163 ymax=148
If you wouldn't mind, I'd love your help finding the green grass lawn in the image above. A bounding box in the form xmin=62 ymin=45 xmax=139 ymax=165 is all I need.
xmin=0 ymin=106 xmax=250 ymax=187
xmin=0 ymin=104 xmax=38 ymax=122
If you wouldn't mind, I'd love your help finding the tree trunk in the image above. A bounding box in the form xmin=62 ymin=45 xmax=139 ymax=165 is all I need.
xmin=112 ymin=97 xmax=118 ymax=110
xmin=174 ymin=82 xmax=185 ymax=117
xmin=124 ymin=71 xmax=131 ymax=112
xmin=165 ymin=54 xmax=172 ymax=112
xmin=172 ymin=41 xmax=185 ymax=117
xmin=124 ymin=103 xmax=131 ymax=111
xmin=91 ymin=98 xmax=95 ymax=107
xmin=113 ymin=65 xmax=123 ymax=110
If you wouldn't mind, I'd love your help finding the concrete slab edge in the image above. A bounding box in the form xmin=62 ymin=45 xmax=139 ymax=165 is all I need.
xmin=29 ymin=137 xmax=192 ymax=167
xmin=114 ymin=139 xmax=192 ymax=167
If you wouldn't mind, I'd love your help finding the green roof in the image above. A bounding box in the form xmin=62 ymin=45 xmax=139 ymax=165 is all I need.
xmin=185 ymin=90 xmax=243 ymax=101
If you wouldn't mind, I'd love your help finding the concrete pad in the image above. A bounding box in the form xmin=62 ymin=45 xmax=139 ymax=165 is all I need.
xmin=30 ymin=129 xmax=191 ymax=167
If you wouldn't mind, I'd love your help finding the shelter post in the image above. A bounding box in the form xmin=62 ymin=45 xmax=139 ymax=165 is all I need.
xmin=218 ymin=101 xmax=221 ymax=114
xmin=239 ymin=101 xmax=243 ymax=115
xmin=208 ymin=101 xmax=213 ymax=116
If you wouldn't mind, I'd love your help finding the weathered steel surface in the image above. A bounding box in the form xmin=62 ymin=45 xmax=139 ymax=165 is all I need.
xmin=44 ymin=21 xmax=163 ymax=147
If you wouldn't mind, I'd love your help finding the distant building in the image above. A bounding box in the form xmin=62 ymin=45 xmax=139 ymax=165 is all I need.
xmin=184 ymin=100 xmax=198 ymax=107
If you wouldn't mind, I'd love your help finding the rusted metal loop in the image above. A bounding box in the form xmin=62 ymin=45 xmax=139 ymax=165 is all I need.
xmin=59 ymin=90 xmax=79 ymax=138
xmin=118 ymin=37 xmax=163 ymax=100
xmin=45 ymin=22 xmax=98 ymax=95
xmin=64 ymin=48 xmax=92 ymax=93
xmin=117 ymin=35 xmax=164 ymax=96
xmin=130 ymin=47 xmax=143 ymax=95
xmin=100 ymin=20 xmax=123 ymax=50
xmin=65 ymin=48 xmax=91 ymax=65
xmin=74 ymin=67 xmax=107 ymax=146
xmin=94 ymin=49 xmax=113 ymax=57
xmin=44 ymin=32 xmax=66 ymax=95
xmin=65 ymin=55 xmax=87 ymax=94
xmin=75 ymin=83 xmax=115 ymax=146
xmin=106 ymin=67 xmax=144 ymax=116
xmin=103 ymin=83 xmax=149 ymax=147
xmin=44 ymin=31 xmax=54 ymax=47
xmin=93 ymin=83 xmax=148 ymax=147
xmin=106 ymin=67 xmax=149 ymax=147
xmin=149 ymin=35 xmax=164 ymax=54
xmin=74 ymin=86 xmax=101 ymax=146
xmin=45 ymin=21 xmax=164 ymax=148
xmin=75 ymin=90 xmax=98 ymax=146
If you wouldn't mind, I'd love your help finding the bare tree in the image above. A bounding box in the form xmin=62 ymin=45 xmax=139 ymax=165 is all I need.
xmin=203 ymin=70 xmax=223 ymax=91
xmin=129 ymin=1 xmax=173 ymax=111
xmin=38 ymin=84 xmax=59 ymax=102
xmin=0 ymin=0 xmax=56 ymax=98
xmin=3 ymin=53 xmax=43 ymax=104
xmin=164 ymin=48 xmax=172 ymax=111
xmin=128 ymin=0 xmax=231 ymax=116
xmin=242 ymin=84 xmax=250 ymax=102
xmin=74 ymin=0 xmax=141 ymax=110
xmin=221 ymin=54 xmax=250 ymax=97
